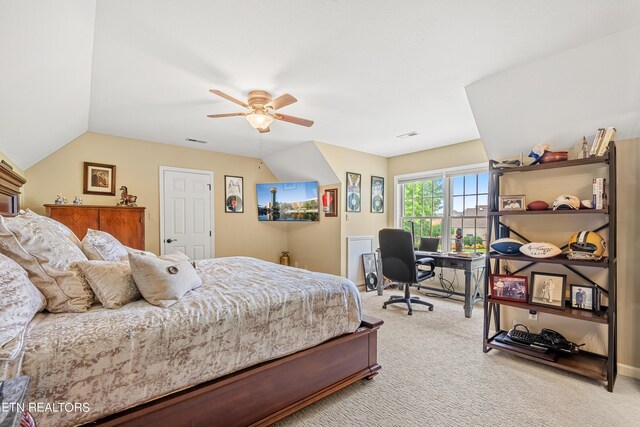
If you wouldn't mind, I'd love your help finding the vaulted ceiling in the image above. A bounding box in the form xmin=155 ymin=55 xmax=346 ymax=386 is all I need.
xmin=2 ymin=0 xmax=640 ymax=169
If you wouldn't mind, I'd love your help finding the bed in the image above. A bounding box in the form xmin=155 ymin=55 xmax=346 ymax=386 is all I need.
xmin=0 ymin=166 xmax=382 ymax=427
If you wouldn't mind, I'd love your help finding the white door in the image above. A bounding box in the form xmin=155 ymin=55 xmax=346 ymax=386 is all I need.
xmin=160 ymin=167 xmax=213 ymax=260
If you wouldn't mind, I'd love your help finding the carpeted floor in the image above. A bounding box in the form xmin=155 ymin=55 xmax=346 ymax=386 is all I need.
xmin=276 ymin=290 xmax=640 ymax=427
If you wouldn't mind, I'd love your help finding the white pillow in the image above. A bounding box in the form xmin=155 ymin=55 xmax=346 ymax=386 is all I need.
xmin=21 ymin=209 xmax=82 ymax=248
xmin=72 ymin=260 xmax=141 ymax=309
xmin=0 ymin=253 xmax=46 ymax=360
xmin=82 ymin=229 xmax=128 ymax=262
xmin=129 ymin=251 xmax=201 ymax=308
xmin=0 ymin=215 xmax=93 ymax=313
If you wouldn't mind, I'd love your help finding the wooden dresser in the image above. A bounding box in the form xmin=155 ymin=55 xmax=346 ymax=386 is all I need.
xmin=44 ymin=205 xmax=146 ymax=249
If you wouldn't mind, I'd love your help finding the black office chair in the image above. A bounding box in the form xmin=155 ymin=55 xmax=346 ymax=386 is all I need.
xmin=379 ymin=228 xmax=436 ymax=315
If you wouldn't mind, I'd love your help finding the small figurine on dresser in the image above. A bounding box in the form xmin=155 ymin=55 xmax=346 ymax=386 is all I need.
xmin=72 ymin=196 xmax=83 ymax=205
xmin=118 ymin=186 xmax=138 ymax=207
xmin=54 ymin=194 xmax=64 ymax=205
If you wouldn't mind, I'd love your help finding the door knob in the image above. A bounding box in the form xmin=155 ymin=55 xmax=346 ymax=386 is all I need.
xmin=166 ymin=238 xmax=178 ymax=243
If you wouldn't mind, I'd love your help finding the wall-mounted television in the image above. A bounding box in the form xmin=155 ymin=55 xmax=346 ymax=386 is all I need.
xmin=257 ymin=181 xmax=319 ymax=222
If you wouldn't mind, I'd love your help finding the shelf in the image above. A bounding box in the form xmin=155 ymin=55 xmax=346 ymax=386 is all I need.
xmin=491 ymin=154 xmax=608 ymax=174
xmin=486 ymin=297 xmax=609 ymax=324
xmin=487 ymin=331 xmax=608 ymax=382
xmin=489 ymin=253 xmax=609 ymax=268
xmin=489 ymin=209 xmax=608 ymax=216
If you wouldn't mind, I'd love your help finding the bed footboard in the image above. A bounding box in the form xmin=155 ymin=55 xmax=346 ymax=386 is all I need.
xmin=91 ymin=315 xmax=383 ymax=427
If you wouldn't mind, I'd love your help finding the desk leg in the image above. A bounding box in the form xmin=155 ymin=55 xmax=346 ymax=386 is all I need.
xmin=464 ymin=270 xmax=472 ymax=318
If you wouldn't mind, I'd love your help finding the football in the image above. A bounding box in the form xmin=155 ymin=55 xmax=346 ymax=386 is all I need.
xmin=490 ymin=238 xmax=524 ymax=254
xmin=519 ymin=242 xmax=562 ymax=258
xmin=527 ymin=200 xmax=549 ymax=211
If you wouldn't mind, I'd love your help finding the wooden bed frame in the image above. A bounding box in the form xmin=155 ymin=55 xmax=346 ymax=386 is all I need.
xmin=0 ymin=161 xmax=26 ymax=217
xmin=91 ymin=315 xmax=383 ymax=427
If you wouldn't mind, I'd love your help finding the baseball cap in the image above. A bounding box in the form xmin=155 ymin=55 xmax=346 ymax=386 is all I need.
xmin=552 ymin=194 xmax=580 ymax=210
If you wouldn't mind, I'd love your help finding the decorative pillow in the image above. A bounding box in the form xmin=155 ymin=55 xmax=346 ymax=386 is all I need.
xmin=20 ymin=209 xmax=82 ymax=248
xmin=0 ymin=216 xmax=93 ymax=313
xmin=82 ymin=229 xmax=128 ymax=262
xmin=129 ymin=251 xmax=201 ymax=308
xmin=0 ymin=253 xmax=46 ymax=360
xmin=72 ymin=260 xmax=141 ymax=309
xmin=125 ymin=246 xmax=157 ymax=257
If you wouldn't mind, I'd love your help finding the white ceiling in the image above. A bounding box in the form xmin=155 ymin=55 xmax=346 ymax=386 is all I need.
xmin=467 ymin=25 xmax=640 ymax=161
xmin=2 ymin=1 xmax=640 ymax=169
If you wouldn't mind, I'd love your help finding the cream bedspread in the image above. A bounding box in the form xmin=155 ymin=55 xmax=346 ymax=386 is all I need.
xmin=19 ymin=257 xmax=363 ymax=426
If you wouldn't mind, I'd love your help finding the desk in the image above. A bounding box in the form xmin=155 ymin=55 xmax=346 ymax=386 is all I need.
xmin=414 ymin=251 xmax=486 ymax=318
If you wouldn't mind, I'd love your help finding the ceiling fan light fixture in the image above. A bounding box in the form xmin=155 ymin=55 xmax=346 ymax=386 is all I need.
xmin=246 ymin=111 xmax=274 ymax=130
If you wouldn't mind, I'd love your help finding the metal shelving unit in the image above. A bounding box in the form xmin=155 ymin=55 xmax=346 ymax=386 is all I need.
xmin=482 ymin=143 xmax=617 ymax=391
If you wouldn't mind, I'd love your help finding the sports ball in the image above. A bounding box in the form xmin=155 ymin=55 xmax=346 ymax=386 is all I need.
xmin=527 ymin=200 xmax=549 ymax=211
xmin=490 ymin=238 xmax=524 ymax=254
xmin=519 ymin=242 xmax=562 ymax=258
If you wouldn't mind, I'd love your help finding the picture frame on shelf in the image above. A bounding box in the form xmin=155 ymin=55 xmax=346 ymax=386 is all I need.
xmin=322 ymin=188 xmax=338 ymax=217
xmin=83 ymin=162 xmax=116 ymax=196
xmin=529 ymin=272 xmax=567 ymax=309
xmin=489 ymin=274 xmax=528 ymax=303
xmin=570 ymin=284 xmax=595 ymax=311
xmin=346 ymin=172 xmax=361 ymax=212
xmin=370 ymin=176 xmax=384 ymax=213
xmin=224 ymin=175 xmax=244 ymax=213
xmin=498 ymin=195 xmax=526 ymax=211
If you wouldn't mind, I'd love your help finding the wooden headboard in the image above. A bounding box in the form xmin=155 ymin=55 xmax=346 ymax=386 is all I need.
xmin=0 ymin=161 xmax=26 ymax=216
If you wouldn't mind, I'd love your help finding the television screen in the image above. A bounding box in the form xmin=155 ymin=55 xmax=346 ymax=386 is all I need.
xmin=257 ymin=181 xmax=319 ymax=222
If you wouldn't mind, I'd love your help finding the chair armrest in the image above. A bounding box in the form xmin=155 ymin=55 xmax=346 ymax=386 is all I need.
xmin=415 ymin=257 xmax=435 ymax=272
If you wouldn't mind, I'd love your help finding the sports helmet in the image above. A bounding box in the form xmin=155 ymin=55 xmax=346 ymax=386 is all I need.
xmin=567 ymin=231 xmax=606 ymax=260
xmin=553 ymin=194 xmax=580 ymax=210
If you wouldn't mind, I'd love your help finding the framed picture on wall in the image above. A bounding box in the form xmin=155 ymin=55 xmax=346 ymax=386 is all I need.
xmin=346 ymin=172 xmax=361 ymax=212
xmin=371 ymin=176 xmax=384 ymax=213
xmin=323 ymin=188 xmax=338 ymax=217
xmin=570 ymin=284 xmax=595 ymax=311
xmin=225 ymin=175 xmax=244 ymax=213
xmin=83 ymin=162 xmax=116 ymax=196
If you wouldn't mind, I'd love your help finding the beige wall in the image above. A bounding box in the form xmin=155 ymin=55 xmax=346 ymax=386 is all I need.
xmin=24 ymin=132 xmax=288 ymax=261
xmin=286 ymin=183 xmax=342 ymax=275
xmin=387 ymin=139 xmax=488 ymax=226
xmin=316 ymin=142 xmax=388 ymax=278
xmin=614 ymin=138 xmax=639 ymax=373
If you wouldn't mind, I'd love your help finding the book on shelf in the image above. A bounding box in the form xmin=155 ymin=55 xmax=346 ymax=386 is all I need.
xmin=589 ymin=128 xmax=605 ymax=157
xmin=593 ymin=178 xmax=606 ymax=209
xmin=596 ymin=127 xmax=616 ymax=156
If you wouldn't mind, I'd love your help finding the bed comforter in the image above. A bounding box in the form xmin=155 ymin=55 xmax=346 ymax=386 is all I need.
xmin=17 ymin=257 xmax=363 ymax=426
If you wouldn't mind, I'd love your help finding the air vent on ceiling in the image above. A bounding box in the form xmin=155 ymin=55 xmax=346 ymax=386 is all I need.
xmin=397 ymin=131 xmax=419 ymax=139
xmin=186 ymin=138 xmax=208 ymax=144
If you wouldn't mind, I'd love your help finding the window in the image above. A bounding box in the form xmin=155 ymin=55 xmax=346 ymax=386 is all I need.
xmin=398 ymin=167 xmax=488 ymax=253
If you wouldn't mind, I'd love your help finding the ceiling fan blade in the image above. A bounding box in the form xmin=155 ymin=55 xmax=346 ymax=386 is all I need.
xmin=206 ymin=112 xmax=247 ymax=118
xmin=209 ymin=89 xmax=249 ymax=108
xmin=257 ymin=126 xmax=270 ymax=133
xmin=273 ymin=113 xmax=314 ymax=127
xmin=266 ymin=93 xmax=297 ymax=110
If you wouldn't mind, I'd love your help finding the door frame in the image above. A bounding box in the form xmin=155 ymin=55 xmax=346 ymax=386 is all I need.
xmin=159 ymin=166 xmax=215 ymax=258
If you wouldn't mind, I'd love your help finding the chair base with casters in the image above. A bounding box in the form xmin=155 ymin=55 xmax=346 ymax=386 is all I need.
xmin=382 ymin=280 xmax=434 ymax=315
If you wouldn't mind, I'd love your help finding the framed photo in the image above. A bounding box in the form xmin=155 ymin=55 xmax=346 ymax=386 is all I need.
xmin=489 ymin=274 xmax=528 ymax=303
xmin=499 ymin=195 xmax=526 ymax=211
xmin=83 ymin=162 xmax=116 ymax=196
xmin=362 ymin=252 xmax=378 ymax=292
xmin=225 ymin=175 xmax=244 ymax=213
xmin=371 ymin=176 xmax=384 ymax=213
xmin=346 ymin=172 xmax=361 ymax=212
xmin=570 ymin=284 xmax=595 ymax=311
xmin=529 ymin=272 xmax=567 ymax=309
xmin=323 ymin=188 xmax=338 ymax=217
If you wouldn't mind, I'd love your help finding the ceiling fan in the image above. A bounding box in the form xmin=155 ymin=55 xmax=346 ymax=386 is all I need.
xmin=207 ymin=89 xmax=314 ymax=133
